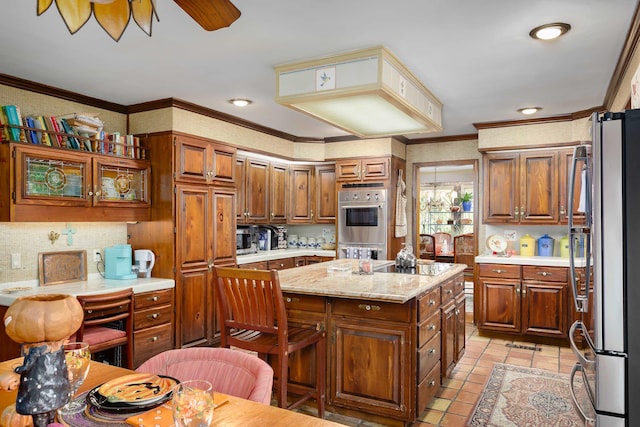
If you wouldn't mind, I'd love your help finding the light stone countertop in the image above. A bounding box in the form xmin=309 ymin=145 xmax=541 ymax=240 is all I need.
xmin=0 ymin=274 xmax=175 ymax=307
xmin=276 ymin=259 xmax=466 ymax=304
xmin=237 ymin=248 xmax=336 ymax=264
xmin=475 ymin=254 xmax=588 ymax=267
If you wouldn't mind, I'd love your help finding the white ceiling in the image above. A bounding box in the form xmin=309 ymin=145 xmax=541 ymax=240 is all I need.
xmin=1 ymin=0 xmax=637 ymax=141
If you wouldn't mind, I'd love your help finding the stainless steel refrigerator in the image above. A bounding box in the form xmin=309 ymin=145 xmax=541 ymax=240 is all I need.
xmin=568 ymin=110 xmax=640 ymax=426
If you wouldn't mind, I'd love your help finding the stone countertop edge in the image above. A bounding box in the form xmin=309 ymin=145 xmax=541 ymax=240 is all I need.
xmin=276 ymin=259 xmax=467 ymax=304
xmin=0 ymin=275 xmax=175 ymax=307
xmin=237 ymin=249 xmax=336 ymax=264
xmin=475 ymin=254 xmax=588 ymax=267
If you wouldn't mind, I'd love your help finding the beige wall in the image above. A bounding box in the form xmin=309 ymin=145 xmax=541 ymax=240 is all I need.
xmin=0 ymin=223 xmax=127 ymax=283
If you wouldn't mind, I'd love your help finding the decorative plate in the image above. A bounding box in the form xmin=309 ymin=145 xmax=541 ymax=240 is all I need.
xmin=486 ymin=234 xmax=508 ymax=253
xmin=87 ymin=374 xmax=178 ymax=411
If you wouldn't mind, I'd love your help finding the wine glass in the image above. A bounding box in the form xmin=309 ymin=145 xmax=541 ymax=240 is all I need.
xmin=172 ymin=380 xmax=215 ymax=427
xmin=58 ymin=342 xmax=91 ymax=415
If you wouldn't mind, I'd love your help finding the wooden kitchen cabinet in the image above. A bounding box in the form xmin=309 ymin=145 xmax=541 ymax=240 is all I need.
xmin=330 ymin=298 xmax=413 ymax=420
xmin=175 ymin=134 xmax=235 ymax=185
xmin=289 ymin=165 xmax=314 ymax=223
xmin=440 ymin=275 xmax=465 ymax=378
xmin=483 ymin=149 xmax=559 ymax=224
xmin=335 ymin=157 xmax=390 ymax=182
xmin=127 ymin=132 xmax=237 ymax=349
xmin=477 ymin=263 xmax=569 ymax=339
xmin=133 ymin=288 xmax=174 ymax=368
xmin=236 ymin=156 xmax=269 ymax=224
xmin=288 ymin=163 xmax=336 ymax=224
xmin=269 ymin=161 xmax=288 ymax=223
xmin=1 ymin=142 xmax=150 ymax=222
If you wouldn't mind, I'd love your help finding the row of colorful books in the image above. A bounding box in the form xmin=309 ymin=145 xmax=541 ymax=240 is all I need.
xmin=0 ymin=105 xmax=146 ymax=160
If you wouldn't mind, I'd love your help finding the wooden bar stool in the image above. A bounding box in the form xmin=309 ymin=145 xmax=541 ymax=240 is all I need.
xmin=213 ymin=267 xmax=326 ymax=418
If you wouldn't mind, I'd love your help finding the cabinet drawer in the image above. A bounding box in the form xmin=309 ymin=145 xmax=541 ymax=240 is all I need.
xmin=522 ymin=266 xmax=568 ymax=282
xmin=441 ymin=279 xmax=455 ymax=304
xmin=133 ymin=323 xmax=174 ymax=367
xmin=418 ymin=287 xmax=441 ymax=321
xmin=418 ymin=310 xmax=441 ymax=347
xmin=240 ymin=261 xmax=268 ymax=270
xmin=418 ymin=331 xmax=441 ymax=381
xmin=478 ymin=263 xmax=521 ymax=279
xmin=134 ymin=289 xmax=174 ymax=310
xmin=417 ymin=361 xmax=442 ymax=414
xmin=134 ymin=304 xmax=173 ymax=330
xmin=283 ymin=293 xmax=326 ymax=313
xmin=332 ymin=298 xmax=411 ymax=322
xmin=268 ymin=258 xmax=296 ymax=270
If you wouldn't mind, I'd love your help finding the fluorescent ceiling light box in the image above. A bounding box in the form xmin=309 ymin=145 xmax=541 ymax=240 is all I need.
xmin=275 ymin=46 xmax=443 ymax=138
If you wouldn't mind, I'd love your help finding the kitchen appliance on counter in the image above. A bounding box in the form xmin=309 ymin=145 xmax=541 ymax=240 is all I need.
xmin=236 ymin=225 xmax=258 ymax=255
xmin=338 ymin=187 xmax=387 ymax=260
xmin=568 ymin=110 xmax=640 ymax=426
xmin=104 ymin=244 xmax=137 ymax=280
xmin=257 ymin=225 xmax=280 ymax=251
xmin=134 ymin=249 xmax=155 ymax=278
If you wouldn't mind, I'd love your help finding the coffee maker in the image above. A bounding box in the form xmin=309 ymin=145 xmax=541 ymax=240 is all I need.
xmin=134 ymin=249 xmax=156 ymax=278
xmin=104 ymin=244 xmax=137 ymax=280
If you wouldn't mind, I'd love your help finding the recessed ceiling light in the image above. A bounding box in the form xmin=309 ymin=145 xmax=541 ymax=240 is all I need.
xmin=529 ymin=23 xmax=571 ymax=40
xmin=229 ymin=98 xmax=252 ymax=107
xmin=518 ymin=107 xmax=541 ymax=115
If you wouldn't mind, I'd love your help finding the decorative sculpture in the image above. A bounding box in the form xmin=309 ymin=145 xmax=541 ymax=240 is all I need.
xmin=2 ymin=294 xmax=83 ymax=427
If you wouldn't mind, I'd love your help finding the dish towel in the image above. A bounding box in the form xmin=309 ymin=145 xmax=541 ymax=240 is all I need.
xmin=395 ymin=169 xmax=407 ymax=238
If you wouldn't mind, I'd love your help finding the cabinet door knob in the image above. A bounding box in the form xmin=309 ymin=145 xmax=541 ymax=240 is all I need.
xmin=429 ymin=380 xmax=436 ymax=387
xmin=358 ymin=304 xmax=381 ymax=311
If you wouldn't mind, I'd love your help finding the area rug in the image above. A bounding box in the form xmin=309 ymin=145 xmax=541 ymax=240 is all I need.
xmin=467 ymin=363 xmax=586 ymax=427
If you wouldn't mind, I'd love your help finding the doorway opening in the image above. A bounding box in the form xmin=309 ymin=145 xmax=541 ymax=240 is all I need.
xmin=413 ymin=160 xmax=479 ymax=314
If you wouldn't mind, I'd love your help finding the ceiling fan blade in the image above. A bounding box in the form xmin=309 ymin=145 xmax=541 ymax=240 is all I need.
xmin=173 ymin=0 xmax=240 ymax=31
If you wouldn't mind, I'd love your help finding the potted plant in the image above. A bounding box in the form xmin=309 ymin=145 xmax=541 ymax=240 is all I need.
xmin=461 ymin=192 xmax=473 ymax=211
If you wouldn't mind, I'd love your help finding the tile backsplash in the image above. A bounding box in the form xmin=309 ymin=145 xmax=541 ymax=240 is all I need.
xmin=0 ymin=222 xmax=128 ymax=283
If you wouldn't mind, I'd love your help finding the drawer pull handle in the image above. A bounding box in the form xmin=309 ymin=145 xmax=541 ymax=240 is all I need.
xmin=151 ymin=336 xmax=158 ymax=342
xmin=148 ymin=296 xmax=159 ymax=302
xmin=428 ymin=324 xmax=436 ymax=331
xmin=429 ymin=380 xmax=436 ymax=387
xmin=446 ymin=289 xmax=453 ymax=294
xmin=285 ymin=297 xmax=300 ymax=303
xmin=358 ymin=304 xmax=381 ymax=311
xmin=492 ymin=269 xmax=506 ymax=274
xmin=429 ymin=300 xmax=436 ymax=306
xmin=537 ymin=271 xmax=552 ymax=277
xmin=455 ymin=309 xmax=460 ymax=315
xmin=429 ymin=348 xmax=436 ymax=355
xmin=147 ymin=313 xmax=160 ymax=319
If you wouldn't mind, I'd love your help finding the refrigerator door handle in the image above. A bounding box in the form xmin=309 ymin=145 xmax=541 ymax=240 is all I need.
xmin=569 ymin=320 xmax=595 ymax=366
xmin=569 ymin=363 xmax=596 ymax=427
xmin=568 ymin=145 xmax=591 ymax=313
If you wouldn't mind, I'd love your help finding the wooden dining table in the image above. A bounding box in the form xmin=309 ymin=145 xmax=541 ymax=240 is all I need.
xmin=0 ymin=358 xmax=343 ymax=427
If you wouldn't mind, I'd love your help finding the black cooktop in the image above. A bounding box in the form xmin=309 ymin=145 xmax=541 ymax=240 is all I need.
xmin=376 ymin=262 xmax=454 ymax=276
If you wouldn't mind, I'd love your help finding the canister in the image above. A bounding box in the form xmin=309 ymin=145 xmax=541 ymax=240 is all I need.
xmin=537 ymin=234 xmax=554 ymax=257
xmin=519 ymin=234 xmax=535 ymax=257
xmin=559 ymin=235 xmax=570 ymax=258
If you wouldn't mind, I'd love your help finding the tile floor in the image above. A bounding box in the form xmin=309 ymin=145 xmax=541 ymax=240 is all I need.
xmin=314 ymin=320 xmax=578 ymax=427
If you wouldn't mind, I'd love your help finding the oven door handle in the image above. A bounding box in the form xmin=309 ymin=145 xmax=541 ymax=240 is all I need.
xmin=340 ymin=205 xmax=383 ymax=209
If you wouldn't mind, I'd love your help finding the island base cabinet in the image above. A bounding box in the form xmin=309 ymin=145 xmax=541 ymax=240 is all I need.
xmin=417 ymin=362 xmax=442 ymax=414
xmin=330 ymin=316 xmax=413 ymax=421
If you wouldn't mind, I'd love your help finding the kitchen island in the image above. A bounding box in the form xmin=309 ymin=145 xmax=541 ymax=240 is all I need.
xmin=0 ymin=275 xmax=175 ymax=367
xmin=275 ymin=259 xmax=466 ymax=426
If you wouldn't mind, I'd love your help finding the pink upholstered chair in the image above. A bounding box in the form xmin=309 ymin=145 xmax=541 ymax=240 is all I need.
xmin=135 ymin=347 xmax=274 ymax=405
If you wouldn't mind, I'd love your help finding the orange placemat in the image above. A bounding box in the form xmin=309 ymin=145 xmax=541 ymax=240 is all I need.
xmin=125 ymin=394 xmax=229 ymax=427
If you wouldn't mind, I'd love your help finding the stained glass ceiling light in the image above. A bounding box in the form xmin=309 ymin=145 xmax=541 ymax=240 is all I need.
xmin=275 ymin=46 xmax=443 ymax=138
xmin=37 ymin=0 xmax=159 ymax=42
